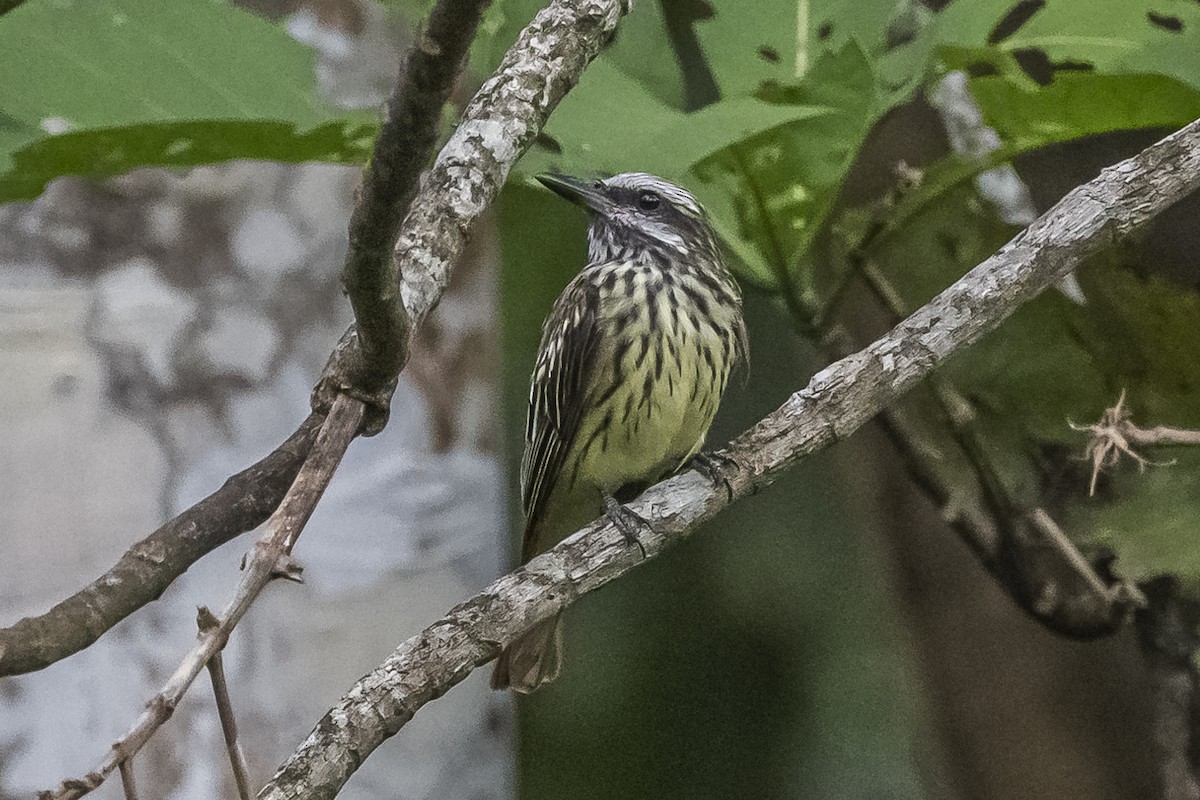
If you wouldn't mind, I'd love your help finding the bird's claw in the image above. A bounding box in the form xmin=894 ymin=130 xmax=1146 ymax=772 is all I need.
xmin=603 ymin=494 xmax=650 ymax=558
xmin=687 ymin=450 xmax=737 ymax=501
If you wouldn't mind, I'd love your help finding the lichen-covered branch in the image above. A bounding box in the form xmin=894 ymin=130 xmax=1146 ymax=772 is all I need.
xmin=339 ymin=0 xmax=490 ymax=401
xmin=261 ymin=117 xmax=1200 ymax=800
xmin=41 ymin=396 xmax=364 ymax=800
xmin=314 ymin=0 xmax=633 ymax=432
xmin=0 ymin=413 xmax=323 ymax=677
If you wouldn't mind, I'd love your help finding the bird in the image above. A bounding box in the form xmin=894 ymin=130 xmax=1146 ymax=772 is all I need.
xmin=491 ymin=171 xmax=748 ymax=693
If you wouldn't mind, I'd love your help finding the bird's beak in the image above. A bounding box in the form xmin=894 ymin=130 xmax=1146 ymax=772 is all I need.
xmin=536 ymin=173 xmax=609 ymax=212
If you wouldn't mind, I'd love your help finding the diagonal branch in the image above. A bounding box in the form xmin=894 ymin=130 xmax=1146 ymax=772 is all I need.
xmin=41 ymin=395 xmax=364 ymax=800
xmin=201 ymin=607 xmax=254 ymax=800
xmin=0 ymin=413 xmax=323 ymax=677
xmin=261 ymin=116 xmax=1200 ymax=800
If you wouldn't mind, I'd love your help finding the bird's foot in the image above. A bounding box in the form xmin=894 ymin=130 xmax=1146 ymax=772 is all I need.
xmin=603 ymin=493 xmax=650 ymax=558
xmin=686 ymin=450 xmax=737 ymax=501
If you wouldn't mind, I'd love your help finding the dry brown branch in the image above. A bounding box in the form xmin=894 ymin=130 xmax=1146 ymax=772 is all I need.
xmin=41 ymin=394 xmax=364 ymax=800
xmin=0 ymin=413 xmax=323 ymax=677
xmin=201 ymin=608 xmax=253 ymax=800
xmin=2 ymin=0 xmax=493 ymax=677
xmin=261 ymin=117 xmax=1200 ymax=800
xmin=1078 ymin=391 xmax=1200 ymax=494
xmin=117 ymin=762 xmax=137 ymax=800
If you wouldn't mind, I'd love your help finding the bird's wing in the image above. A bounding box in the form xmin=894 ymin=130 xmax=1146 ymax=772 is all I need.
xmin=520 ymin=272 xmax=603 ymax=561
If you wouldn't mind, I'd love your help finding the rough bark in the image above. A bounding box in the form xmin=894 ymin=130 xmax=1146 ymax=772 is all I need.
xmin=261 ymin=116 xmax=1200 ymax=800
xmin=0 ymin=413 xmax=323 ymax=676
xmin=340 ymin=0 xmax=491 ymax=401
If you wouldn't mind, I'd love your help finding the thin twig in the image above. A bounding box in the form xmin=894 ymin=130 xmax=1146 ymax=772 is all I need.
xmin=201 ymin=608 xmax=253 ymax=800
xmin=41 ymin=395 xmax=364 ymax=800
xmin=1027 ymin=508 xmax=1147 ymax=608
xmin=0 ymin=414 xmax=323 ymax=677
xmin=118 ymin=761 xmax=138 ymax=800
xmin=261 ymin=116 xmax=1200 ymax=799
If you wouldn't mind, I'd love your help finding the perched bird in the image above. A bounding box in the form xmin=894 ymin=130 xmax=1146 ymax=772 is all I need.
xmin=491 ymin=172 xmax=748 ymax=693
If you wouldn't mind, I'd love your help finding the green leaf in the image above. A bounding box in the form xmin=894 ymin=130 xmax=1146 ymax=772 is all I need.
xmin=1064 ymin=452 xmax=1200 ymax=591
xmin=689 ymin=42 xmax=884 ymax=291
xmin=514 ymin=57 xmax=838 ymax=287
xmin=971 ymin=72 xmax=1200 ymax=149
xmin=0 ymin=0 xmax=371 ymax=201
xmin=935 ymin=0 xmax=1200 ymax=90
xmin=519 ymin=60 xmax=833 ymax=181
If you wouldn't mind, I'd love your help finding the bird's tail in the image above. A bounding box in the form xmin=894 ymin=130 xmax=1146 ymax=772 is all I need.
xmin=491 ymin=613 xmax=563 ymax=694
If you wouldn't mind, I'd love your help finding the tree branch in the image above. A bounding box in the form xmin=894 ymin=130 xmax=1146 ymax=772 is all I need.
xmin=0 ymin=412 xmax=323 ymax=677
xmin=41 ymin=395 xmax=364 ymax=800
xmin=339 ymin=0 xmax=490 ymax=404
xmin=261 ymin=117 xmax=1200 ymax=800
xmin=201 ymin=608 xmax=253 ymax=800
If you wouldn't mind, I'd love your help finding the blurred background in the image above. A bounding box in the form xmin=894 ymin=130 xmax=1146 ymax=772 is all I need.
xmin=4 ymin=0 xmax=1200 ymax=799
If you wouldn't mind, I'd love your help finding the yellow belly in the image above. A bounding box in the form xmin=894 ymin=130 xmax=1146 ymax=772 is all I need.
xmin=528 ymin=265 xmax=741 ymax=552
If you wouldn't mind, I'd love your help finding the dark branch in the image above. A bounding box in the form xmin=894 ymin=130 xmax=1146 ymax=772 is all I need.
xmin=339 ymin=0 xmax=491 ymax=407
xmin=1136 ymin=576 xmax=1200 ymax=800
xmin=0 ymin=413 xmax=323 ymax=677
xmin=261 ymin=117 xmax=1200 ymax=800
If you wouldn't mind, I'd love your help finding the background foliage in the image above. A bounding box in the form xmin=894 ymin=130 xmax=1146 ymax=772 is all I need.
xmin=7 ymin=0 xmax=1200 ymax=796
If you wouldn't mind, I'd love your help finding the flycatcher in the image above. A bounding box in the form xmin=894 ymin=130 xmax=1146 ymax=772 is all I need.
xmin=492 ymin=172 xmax=747 ymax=693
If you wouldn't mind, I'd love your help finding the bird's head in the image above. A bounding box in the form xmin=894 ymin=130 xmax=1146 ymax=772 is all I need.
xmin=537 ymin=172 xmax=720 ymax=266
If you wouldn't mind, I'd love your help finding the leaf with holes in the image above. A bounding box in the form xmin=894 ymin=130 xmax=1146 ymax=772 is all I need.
xmin=934 ymin=0 xmax=1200 ymax=90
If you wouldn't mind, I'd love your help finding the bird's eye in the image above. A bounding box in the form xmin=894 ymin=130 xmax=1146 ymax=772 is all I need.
xmin=637 ymin=191 xmax=661 ymax=211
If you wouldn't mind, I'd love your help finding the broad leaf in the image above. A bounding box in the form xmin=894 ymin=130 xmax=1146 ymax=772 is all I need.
xmin=0 ymin=0 xmax=374 ymax=201
xmin=934 ymin=0 xmax=1200 ymax=90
